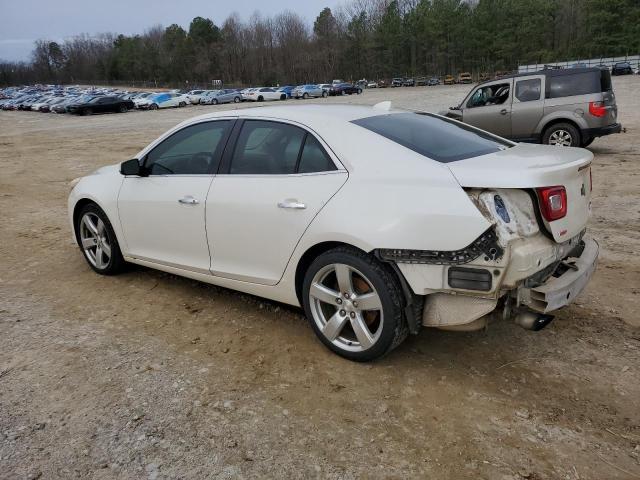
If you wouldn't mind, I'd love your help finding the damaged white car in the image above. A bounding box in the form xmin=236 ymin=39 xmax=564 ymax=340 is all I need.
xmin=68 ymin=104 xmax=598 ymax=361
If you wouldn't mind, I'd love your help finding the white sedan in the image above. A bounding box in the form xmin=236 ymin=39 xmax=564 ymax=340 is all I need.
xmin=68 ymin=104 xmax=598 ymax=361
xmin=244 ymin=87 xmax=287 ymax=102
xmin=137 ymin=93 xmax=188 ymax=110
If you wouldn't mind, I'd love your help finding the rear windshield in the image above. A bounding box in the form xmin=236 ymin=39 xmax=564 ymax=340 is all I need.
xmin=352 ymin=112 xmax=512 ymax=163
xmin=547 ymin=70 xmax=611 ymax=98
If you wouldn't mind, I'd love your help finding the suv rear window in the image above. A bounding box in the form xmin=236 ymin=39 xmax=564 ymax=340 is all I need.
xmin=352 ymin=113 xmax=512 ymax=163
xmin=547 ymin=70 xmax=611 ymax=98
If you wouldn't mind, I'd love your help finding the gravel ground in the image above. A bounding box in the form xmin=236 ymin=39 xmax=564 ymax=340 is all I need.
xmin=1 ymin=78 xmax=639 ymax=480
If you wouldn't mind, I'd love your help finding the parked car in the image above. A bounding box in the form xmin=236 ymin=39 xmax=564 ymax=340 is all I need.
xmin=457 ymin=72 xmax=473 ymax=84
xmin=611 ymin=62 xmax=633 ymax=75
xmin=367 ymin=81 xmax=378 ymax=88
xmin=53 ymin=96 xmax=83 ymax=113
xmin=318 ymin=84 xmax=332 ymax=94
xmin=277 ymin=86 xmax=296 ymax=98
xmin=329 ymin=83 xmax=362 ymax=96
xmin=479 ymin=72 xmax=491 ymax=82
xmin=201 ymin=89 xmax=242 ymax=105
xmin=244 ymin=87 xmax=287 ymax=102
xmin=292 ymin=85 xmax=327 ymax=99
xmin=137 ymin=93 xmax=188 ymax=110
xmin=415 ymin=77 xmax=428 ymax=86
xmin=133 ymin=92 xmax=154 ymax=108
xmin=68 ymin=104 xmax=598 ymax=361
xmin=240 ymin=88 xmax=257 ymax=101
xmin=66 ymin=96 xmax=134 ymax=115
xmin=443 ymin=75 xmax=455 ymax=85
xmin=378 ymin=80 xmax=389 ymax=88
xmin=186 ymin=90 xmax=206 ymax=104
xmin=427 ymin=77 xmax=440 ymax=86
xmin=391 ymin=78 xmax=403 ymax=87
xmin=402 ymin=78 xmax=415 ymax=87
xmin=444 ymin=67 xmax=621 ymax=147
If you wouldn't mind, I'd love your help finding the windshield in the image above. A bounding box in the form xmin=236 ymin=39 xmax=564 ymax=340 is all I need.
xmin=352 ymin=112 xmax=512 ymax=163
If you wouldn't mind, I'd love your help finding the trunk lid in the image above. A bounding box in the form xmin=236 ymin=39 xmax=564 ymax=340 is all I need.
xmin=448 ymin=143 xmax=593 ymax=243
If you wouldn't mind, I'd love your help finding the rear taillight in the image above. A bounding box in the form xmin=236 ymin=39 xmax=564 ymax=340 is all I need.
xmin=536 ymin=186 xmax=567 ymax=221
xmin=588 ymin=101 xmax=607 ymax=117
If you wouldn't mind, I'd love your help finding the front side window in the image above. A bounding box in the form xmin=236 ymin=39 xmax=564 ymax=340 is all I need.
xmin=467 ymin=83 xmax=510 ymax=108
xmin=352 ymin=112 xmax=512 ymax=163
xmin=515 ymin=79 xmax=541 ymax=102
xmin=145 ymin=121 xmax=231 ymax=175
xmin=229 ymin=121 xmax=305 ymax=174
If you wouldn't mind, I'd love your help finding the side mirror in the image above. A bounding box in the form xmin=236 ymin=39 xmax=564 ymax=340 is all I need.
xmin=120 ymin=158 xmax=145 ymax=176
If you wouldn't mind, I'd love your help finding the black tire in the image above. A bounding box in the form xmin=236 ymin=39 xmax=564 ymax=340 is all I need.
xmin=150 ymin=103 xmax=158 ymax=110
xmin=75 ymin=203 xmax=126 ymax=275
xmin=234 ymin=96 xmax=240 ymax=103
xmin=118 ymin=104 xmax=127 ymax=113
xmin=212 ymin=98 xmax=218 ymax=105
xmin=581 ymin=136 xmax=594 ymax=147
xmin=357 ymin=88 xmax=362 ymax=94
xmin=302 ymin=246 xmax=408 ymax=362
xmin=257 ymin=96 xmax=264 ymax=102
xmin=303 ymin=92 xmax=309 ymax=99
xmin=542 ymin=122 xmax=581 ymax=147
xmin=179 ymin=101 xmax=186 ymax=107
xmin=280 ymin=94 xmax=286 ymax=100
xmin=82 ymin=108 xmax=92 ymax=116
xmin=322 ymin=91 xmax=327 ymax=98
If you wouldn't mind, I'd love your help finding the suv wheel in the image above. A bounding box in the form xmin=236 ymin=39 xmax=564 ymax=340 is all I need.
xmin=302 ymin=247 xmax=408 ymax=362
xmin=543 ymin=123 xmax=580 ymax=147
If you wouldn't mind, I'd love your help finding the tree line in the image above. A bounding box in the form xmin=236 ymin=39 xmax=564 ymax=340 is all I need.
xmin=1 ymin=0 xmax=639 ymax=87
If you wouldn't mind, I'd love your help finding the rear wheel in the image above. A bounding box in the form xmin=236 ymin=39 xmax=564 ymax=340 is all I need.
xmin=150 ymin=103 xmax=158 ymax=110
xmin=581 ymin=136 xmax=594 ymax=147
xmin=303 ymin=93 xmax=309 ymax=99
xmin=257 ymin=96 xmax=264 ymax=102
xmin=179 ymin=101 xmax=186 ymax=107
xmin=118 ymin=104 xmax=127 ymax=113
xmin=82 ymin=108 xmax=92 ymax=116
xmin=280 ymin=94 xmax=287 ymax=100
xmin=302 ymin=247 xmax=408 ymax=362
xmin=543 ymin=122 xmax=581 ymax=147
xmin=212 ymin=98 xmax=218 ymax=105
xmin=76 ymin=204 xmax=125 ymax=275
xmin=322 ymin=91 xmax=327 ymax=98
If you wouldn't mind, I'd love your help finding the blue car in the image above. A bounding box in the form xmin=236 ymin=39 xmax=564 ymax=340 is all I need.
xmin=292 ymin=84 xmax=327 ymax=99
xmin=276 ymin=85 xmax=295 ymax=98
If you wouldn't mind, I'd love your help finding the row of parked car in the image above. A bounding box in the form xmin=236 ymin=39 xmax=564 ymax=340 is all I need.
xmin=0 ymin=80 xmax=367 ymax=115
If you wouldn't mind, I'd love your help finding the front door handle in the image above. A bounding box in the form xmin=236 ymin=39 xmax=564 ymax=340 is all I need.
xmin=178 ymin=195 xmax=199 ymax=205
xmin=500 ymin=109 xmax=510 ymax=115
xmin=278 ymin=199 xmax=306 ymax=210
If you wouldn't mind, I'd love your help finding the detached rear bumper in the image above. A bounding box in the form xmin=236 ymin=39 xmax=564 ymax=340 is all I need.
xmin=522 ymin=237 xmax=599 ymax=313
xmin=584 ymin=123 xmax=623 ymax=139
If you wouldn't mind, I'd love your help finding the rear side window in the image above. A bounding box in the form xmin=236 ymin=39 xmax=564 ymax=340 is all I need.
xmin=547 ymin=72 xmax=605 ymax=98
xmin=297 ymin=135 xmax=335 ymax=173
xmin=352 ymin=113 xmax=511 ymax=163
xmin=515 ymin=79 xmax=541 ymax=102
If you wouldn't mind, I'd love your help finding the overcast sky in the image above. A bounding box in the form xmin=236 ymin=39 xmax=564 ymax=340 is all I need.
xmin=0 ymin=0 xmax=341 ymax=62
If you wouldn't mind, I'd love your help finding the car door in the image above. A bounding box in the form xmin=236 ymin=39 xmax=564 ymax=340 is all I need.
xmin=510 ymin=75 xmax=545 ymax=141
xmin=206 ymin=119 xmax=348 ymax=285
xmin=118 ymin=119 xmax=234 ymax=273
xmin=462 ymin=79 xmax=514 ymax=138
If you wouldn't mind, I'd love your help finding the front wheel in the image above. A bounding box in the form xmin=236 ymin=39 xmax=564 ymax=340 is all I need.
xmin=357 ymin=88 xmax=362 ymax=94
xmin=303 ymin=93 xmax=309 ymax=99
xmin=179 ymin=101 xmax=186 ymax=107
xmin=118 ymin=104 xmax=127 ymax=113
xmin=234 ymin=96 xmax=240 ymax=103
xmin=302 ymin=247 xmax=408 ymax=362
xmin=322 ymin=91 xmax=327 ymax=98
xmin=543 ymin=122 xmax=581 ymax=147
xmin=82 ymin=108 xmax=92 ymax=116
xmin=76 ymin=204 xmax=125 ymax=275
xmin=280 ymin=94 xmax=287 ymax=100
xmin=149 ymin=103 xmax=158 ymax=110
xmin=212 ymin=98 xmax=218 ymax=105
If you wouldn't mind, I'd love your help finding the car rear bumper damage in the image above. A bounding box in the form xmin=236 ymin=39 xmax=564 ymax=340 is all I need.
xmin=518 ymin=237 xmax=598 ymax=313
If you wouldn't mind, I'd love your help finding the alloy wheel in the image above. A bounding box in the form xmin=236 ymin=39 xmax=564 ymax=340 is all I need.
xmin=79 ymin=212 xmax=112 ymax=269
xmin=308 ymin=263 xmax=384 ymax=352
xmin=549 ymin=129 xmax=572 ymax=146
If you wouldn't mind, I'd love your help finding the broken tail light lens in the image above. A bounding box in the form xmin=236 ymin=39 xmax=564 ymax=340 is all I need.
xmin=588 ymin=101 xmax=607 ymax=118
xmin=536 ymin=186 xmax=567 ymax=221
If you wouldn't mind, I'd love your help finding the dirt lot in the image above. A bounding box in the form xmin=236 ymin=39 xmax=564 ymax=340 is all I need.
xmin=1 ymin=78 xmax=639 ymax=480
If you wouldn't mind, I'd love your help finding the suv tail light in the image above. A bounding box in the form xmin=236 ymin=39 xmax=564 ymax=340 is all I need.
xmin=536 ymin=186 xmax=567 ymax=221
xmin=588 ymin=101 xmax=607 ymax=118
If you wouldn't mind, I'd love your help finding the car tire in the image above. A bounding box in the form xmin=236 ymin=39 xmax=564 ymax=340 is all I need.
xmin=234 ymin=96 xmax=240 ymax=103
xmin=82 ymin=108 xmax=92 ymax=116
xmin=179 ymin=102 xmax=186 ymax=107
xmin=581 ymin=136 xmax=594 ymax=147
xmin=212 ymin=99 xmax=218 ymax=105
xmin=76 ymin=203 xmax=126 ymax=276
xmin=302 ymin=246 xmax=408 ymax=362
xmin=119 ymin=105 xmax=127 ymax=113
xmin=357 ymin=89 xmax=362 ymax=94
xmin=303 ymin=93 xmax=309 ymax=99
xmin=280 ymin=94 xmax=286 ymax=100
xmin=322 ymin=91 xmax=327 ymax=98
xmin=150 ymin=104 xmax=158 ymax=110
xmin=543 ymin=122 xmax=581 ymax=147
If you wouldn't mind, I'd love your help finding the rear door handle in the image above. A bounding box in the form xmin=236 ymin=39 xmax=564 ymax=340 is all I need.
xmin=500 ymin=109 xmax=510 ymax=115
xmin=278 ymin=199 xmax=306 ymax=210
xmin=178 ymin=195 xmax=199 ymax=205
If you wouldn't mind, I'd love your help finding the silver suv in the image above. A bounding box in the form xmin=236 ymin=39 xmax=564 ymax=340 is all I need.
xmin=445 ymin=68 xmax=621 ymax=147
